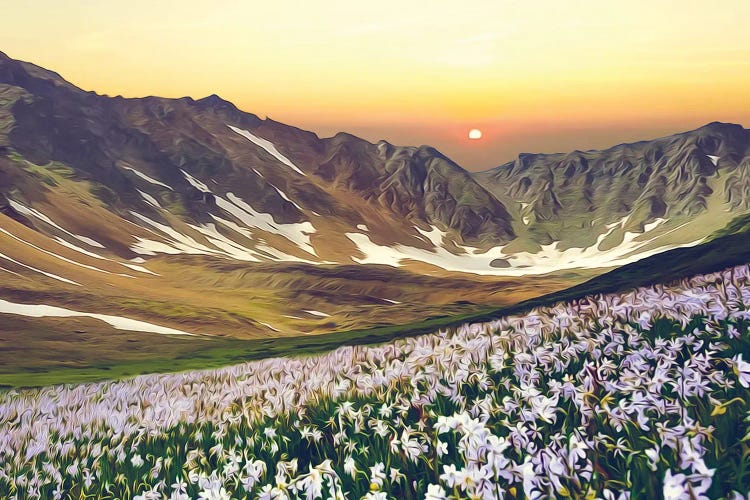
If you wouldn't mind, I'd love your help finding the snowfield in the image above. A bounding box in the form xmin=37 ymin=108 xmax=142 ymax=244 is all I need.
xmin=228 ymin=125 xmax=307 ymax=177
xmin=1 ymin=264 xmax=750 ymax=498
xmin=0 ymin=299 xmax=196 ymax=336
xmin=346 ymin=217 xmax=700 ymax=277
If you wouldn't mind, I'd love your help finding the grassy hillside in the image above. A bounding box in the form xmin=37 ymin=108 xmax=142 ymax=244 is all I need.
xmin=2 ymin=216 xmax=748 ymax=388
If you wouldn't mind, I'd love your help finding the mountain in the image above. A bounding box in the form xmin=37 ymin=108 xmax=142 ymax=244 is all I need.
xmin=0 ymin=50 xmax=748 ymax=353
xmin=0 ymin=50 xmax=564 ymax=346
xmin=475 ymin=122 xmax=750 ymax=255
xmin=0 ymin=50 xmax=514 ymax=263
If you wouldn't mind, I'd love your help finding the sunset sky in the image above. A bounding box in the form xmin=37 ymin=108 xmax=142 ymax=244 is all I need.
xmin=3 ymin=0 xmax=749 ymax=169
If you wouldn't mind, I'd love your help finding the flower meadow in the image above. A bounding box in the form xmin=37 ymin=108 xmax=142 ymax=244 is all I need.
xmin=3 ymin=265 xmax=750 ymax=499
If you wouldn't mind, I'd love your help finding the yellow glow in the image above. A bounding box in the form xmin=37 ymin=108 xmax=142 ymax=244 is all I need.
xmin=1 ymin=0 xmax=749 ymax=168
xmin=468 ymin=129 xmax=483 ymax=140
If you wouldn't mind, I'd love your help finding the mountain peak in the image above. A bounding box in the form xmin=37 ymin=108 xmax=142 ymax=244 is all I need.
xmin=197 ymin=93 xmax=230 ymax=105
xmin=195 ymin=93 xmax=238 ymax=111
xmin=696 ymin=120 xmax=744 ymax=131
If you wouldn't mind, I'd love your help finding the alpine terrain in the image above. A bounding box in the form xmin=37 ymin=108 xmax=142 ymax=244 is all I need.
xmin=0 ymin=50 xmax=748 ymax=380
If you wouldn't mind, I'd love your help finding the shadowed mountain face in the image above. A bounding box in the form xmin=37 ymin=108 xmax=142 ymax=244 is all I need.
xmin=0 ymin=50 xmax=749 ymax=344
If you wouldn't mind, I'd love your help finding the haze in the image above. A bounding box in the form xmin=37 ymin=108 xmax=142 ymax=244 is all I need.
xmin=2 ymin=0 xmax=749 ymax=169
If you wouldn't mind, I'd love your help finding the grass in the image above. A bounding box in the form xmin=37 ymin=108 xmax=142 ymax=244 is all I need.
xmin=0 ymin=307 xmax=498 ymax=388
xmin=3 ymin=297 xmax=749 ymax=498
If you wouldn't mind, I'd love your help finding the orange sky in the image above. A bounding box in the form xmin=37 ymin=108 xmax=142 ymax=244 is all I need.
xmin=2 ymin=0 xmax=749 ymax=169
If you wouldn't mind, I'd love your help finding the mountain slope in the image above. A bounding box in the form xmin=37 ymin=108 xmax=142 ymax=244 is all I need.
xmin=0 ymin=50 xmax=514 ymax=265
xmin=0 ymin=50 xmax=568 ymax=342
xmin=3 ymin=210 xmax=750 ymax=388
xmin=475 ymin=122 xmax=750 ymax=256
xmin=0 ymin=50 xmax=748 ymax=347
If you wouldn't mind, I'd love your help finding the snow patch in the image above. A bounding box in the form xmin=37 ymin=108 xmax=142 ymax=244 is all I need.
xmin=138 ymin=190 xmax=162 ymax=209
xmin=357 ymin=224 xmax=369 ymax=232
xmin=643 ymin=218 xmax=667 ymax=232
xmin=119 ymin=262 xmax=159 ymax=276
xmin=259 ymin=322 xmax=280 ymax=332
xmin=130 ymin=238 xmax=185 ymax=256
xmin=188 ymin=223 xmax=262 ymax=262
xmin=0 ymin=266 xmax=23 ymax=278
xmin=120 ymin=165 xmax=173 ymax=190
xmin=0 ymin=299 xmax=194 ymax=336
xmin=0 ymin=252 xmax=80 ymax=286
xmin=707 ymin=155 xmax=720 ymax=166
xmin=271 ymin=185 xmax=304 ymax=211
xmin=8 ymin=200 xmax=105 ymax=248
xmin=181 ymin=170 xmax=210 ymax=192
xmin=345 ymin=218 xmax=698 ymax=277
xmin=304 ymin=310 xmax=330 ymax=317
xmin=0 ymin=227 xmax=128 ymax=277
xmin=416 ymin=225 xmax=446 ymax=247
xmin=130 ymin=212 xmax=219 ymax=255
xmin=218 ymin=193 xmax=317 ymax=257
xmin=228 ymin=125 xmax=306 ymax=176
xmin=53 ymin=237 xmax=106 ymax=260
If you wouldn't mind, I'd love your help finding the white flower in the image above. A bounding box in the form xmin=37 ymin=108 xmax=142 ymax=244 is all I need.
xmin=258 ymin=484 xmax=290 ymax=500
xmin=645 ymin=447 xmax=660 ymax=472
xmin=134 ymin=491 xmax=160 ymax=500
xmin=295 ymin=466 xmax=324 ymax=500
xmin=369 ymin=463 xmax=386 ymax=488
xmin=198 ymin=486 xmax=231 ymax=500
xmin=343 ymin=455 xmax=357 ymax=479
xmin=733 ymin=354 xmax=750 ymax=387
xmin=663 ymin=470 xmax=689 ymax=500
xmin=424 ymin=484 xmax=448 ymax=500
xmin=436 ymin=440 xmax=448 ymax=457
xmin=264 ymin=427 xmax=278 ymax=439
xmin=389 ymin=467 xmax=405 ymax=484
xmin=440 ymin=464 xmax=459 ymax=488
xmin=363 ymin=492 xmax=388 ymax=500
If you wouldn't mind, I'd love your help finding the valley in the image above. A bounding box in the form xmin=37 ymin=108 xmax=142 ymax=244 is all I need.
xmin=0 ymin=50 xmax=749 ymax=385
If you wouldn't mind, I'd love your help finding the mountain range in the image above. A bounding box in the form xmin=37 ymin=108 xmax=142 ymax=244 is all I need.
xmin=0 ymin=50 xmax=748 ymax=375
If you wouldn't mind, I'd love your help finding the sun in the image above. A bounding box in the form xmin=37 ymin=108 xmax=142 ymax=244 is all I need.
xmin=468 ymin=128 xmax=482 ymax=140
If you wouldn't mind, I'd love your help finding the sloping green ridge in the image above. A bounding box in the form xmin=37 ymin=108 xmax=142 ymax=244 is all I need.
xmin=3 ymin=218 xmax=749 ymax=388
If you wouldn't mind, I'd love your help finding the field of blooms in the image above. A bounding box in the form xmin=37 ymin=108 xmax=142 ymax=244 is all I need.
xmin=2 ymin=264 xmax=750 ymax=499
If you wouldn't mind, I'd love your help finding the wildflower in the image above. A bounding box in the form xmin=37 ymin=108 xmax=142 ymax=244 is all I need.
xmin=425 ymin=483 xmax=448 ymax=499
xmin=663 ymin=471 xmax=688 ymax=500
xmin=369 ymin=463 xmax=386 ymax=488
xmin=343 ymin=455 xmax=357 ymax=479
xmin=440 ymin=464 xmax=459 ymax=488
xmin=198 ymin=486 xmax=231 ymax=500
xmin=258 ymin=484 xmax=290 ymax=500
xmin=134 ymin=490 xmax=161 ymax=500
xmin=436 ymin=440 xmax=448 ymax=457
xmin=389 ymin=467 xmax=405 ymax=484
xmin=378 ymin=403 xmax=393 ymax=418
xmin=295 ymin=465 xmax=324 ymax=500
xmin=733 ymin=354 xmax=750 ymax=388
xmin=264 ymin=427 xmax=278 ymax=439
xmin=363 ymin=492 xmax=388 ymax=500
xmin=82 ymin=469 xmax=95 ymax=489
xmin=645 ymin=447 xmax=660 ymax=472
